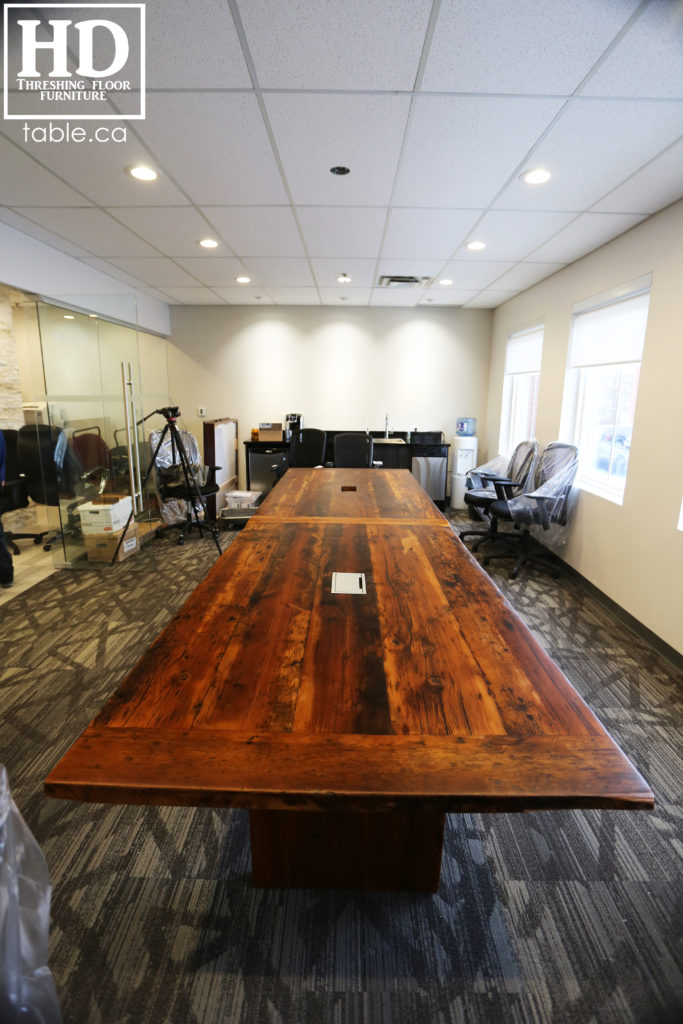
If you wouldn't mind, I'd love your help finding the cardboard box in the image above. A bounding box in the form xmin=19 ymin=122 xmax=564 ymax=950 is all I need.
xmin=258 ymin=422 xmax=283 ymax=442
xmin=84 ymin=524 xmax=139 ymax=563
xmin=78 ymin=496 xmax=132 ymax=534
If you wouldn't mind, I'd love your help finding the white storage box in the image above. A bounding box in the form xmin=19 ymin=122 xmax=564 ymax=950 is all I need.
xmin=78 ymin=496 xmax=133 ymax=534
xmin=224 ymin=490 xmax=261 ymax=509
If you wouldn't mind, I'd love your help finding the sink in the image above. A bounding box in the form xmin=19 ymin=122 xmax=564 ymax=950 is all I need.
xmin=375 ymin=437 xmax=405 ymax=444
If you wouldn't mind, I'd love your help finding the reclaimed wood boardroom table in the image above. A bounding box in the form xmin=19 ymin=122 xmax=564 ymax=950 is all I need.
xmin=46 ymin=468 xmax=653 ymax=891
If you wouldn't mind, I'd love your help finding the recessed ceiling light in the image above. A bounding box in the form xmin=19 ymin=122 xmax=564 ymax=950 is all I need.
xmin=520 ymin=168 xmax=551 ymax=185
xmin=235 ymin=275 xmax=251 ymax=284
xmin=438 ymin=278 xmax=453 ymax=286
xmin=198 ymin=238 xmax=218 ymax=249
xmin=127 ymin=165 xmax=158 ymax=181
xmin=63 ymin=314 xmax=74 ymax=319
xmin=88 ymin=314 xmax=97 ymax=318
xmin=466 ymin=240 xmax=486 ymax=252
xmin=330 ymin=166 xmax=350 ymax=175
xmin=337 ymin=273 xmax=352 ymax=284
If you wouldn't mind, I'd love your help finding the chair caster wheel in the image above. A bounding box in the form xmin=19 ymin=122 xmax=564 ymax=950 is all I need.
xmin=43 ymin=543 xmax=52 ymax=551
xmin=177 ymin=537 xmax=185 ymax=545
xmin=483 ymin=557 xmax=490 ymax=566
xmin=33 ymin=536 xmax=42 ymax=545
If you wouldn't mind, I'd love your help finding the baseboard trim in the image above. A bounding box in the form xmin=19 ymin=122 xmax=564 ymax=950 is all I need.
xmin=557 ymin=558 xmax=683 ymax=672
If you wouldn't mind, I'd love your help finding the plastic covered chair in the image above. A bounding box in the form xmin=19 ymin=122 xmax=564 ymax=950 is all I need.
xmin=459 ymin=439 xmax=538 ymax=549
xmin=483 ymin=442 xmax=579 ymax=579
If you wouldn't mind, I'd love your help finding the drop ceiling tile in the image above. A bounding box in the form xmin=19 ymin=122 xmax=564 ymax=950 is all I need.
xmin=11 ymin=208 xmax=160 ymax=257
xmin=439 ymin=260 xmax=518 ymax=289
xmin=463 ymin=210 xmax=577 ymax=262
xmin=319 ymin=288 xmax=371 ymax=306
xmin=138 ymin=93 xmax=288 ymax=205
xmin=311 ymin=259 xmax=377 ymax=289
xmin=173 ymin=257 xmax=248 ymax=286
xmin=0 ymin=209 xmax=92 ymax=258
xmin=157 ymin=287 xmax=226 ymax=304
xmin=382 ymin=209 xmax=483 ymax=261
xmin=0 ymin=134 xmax=92 ymax=206
xmin=581 ymin=0 xmax=683 ymax=98
xmin=0 ymin=124 xmax=188 ymax=206
xmin=490 ymin=262 xmax=567 ymax=292
xmin=393 ymin=96 xmax=566 ymax=207
xmin=146 ymin=0 xmax=251 ymax=88
xmin=421 ymin=0 xmax=640 ymax=93
xmin=493 ymin=99 xmax=683 ymax=211
xmin=249 ymin=287 xmax=318 ymax=305
xmin=264 ymin=93 xmax=411 ymax=206
xmin=241 ymin=259 xmax=314 ymax=287
xmin=104 ymin=258 xmax=199 ymax=287
xmin=202 ymin=207 xmax=305 ymax=258
xmin=107 ymin=207 xmax=228 ymax=258
xmin=297 ymin=208 xmax=387 ymax=258
xmin=237 ymin=0 xmax=432 ymax=90
xmin=592 ymin=139 xmax=683 ymax=214
xmin=371 ymin=289 xmax=426 ymax=307
xmin=465 ymin=292 xmax=519 ymax=308
xmin=418 ymin=290 xmax=479 ymax=307
xmin=529 ymin=212 xmax=647 ymax=263
xmin=212 ymin=287 xmax=276 ymax=305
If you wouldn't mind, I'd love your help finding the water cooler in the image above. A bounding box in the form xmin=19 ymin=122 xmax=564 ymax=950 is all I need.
xmin=450 ymin=434 xmax=479 ymax=509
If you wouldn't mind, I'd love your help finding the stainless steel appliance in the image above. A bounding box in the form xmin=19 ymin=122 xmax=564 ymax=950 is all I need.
xmin=248 ymin=448 xmax=289 ymax=494
xmin=410 ymin=431 xmax=449 ymax=503
xmin=284 ymin=413 xmax=303 ymax=439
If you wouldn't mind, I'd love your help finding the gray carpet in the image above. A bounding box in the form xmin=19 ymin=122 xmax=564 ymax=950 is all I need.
xmin=0 ymin=515 xmax=681 ymax=1024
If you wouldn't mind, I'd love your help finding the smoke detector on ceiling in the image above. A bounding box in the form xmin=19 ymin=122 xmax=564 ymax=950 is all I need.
xmin=377 ymin=275 xmax=431 ymax=288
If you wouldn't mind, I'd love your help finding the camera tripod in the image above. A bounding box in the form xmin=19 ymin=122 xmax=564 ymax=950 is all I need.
xmin=112 ymin=406 xmax=222 ymax=561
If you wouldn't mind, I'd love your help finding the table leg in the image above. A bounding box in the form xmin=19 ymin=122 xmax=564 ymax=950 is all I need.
xmin=249 ymin=809 xmax=445 ymax=891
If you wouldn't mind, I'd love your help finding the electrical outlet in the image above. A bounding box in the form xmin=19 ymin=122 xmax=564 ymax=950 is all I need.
xmin=197 ymin=406 xmax=206 ymax=417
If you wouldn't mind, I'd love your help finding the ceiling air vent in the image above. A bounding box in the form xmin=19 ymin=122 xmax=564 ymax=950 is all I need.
xmin=377 ymin=275 xmax=431 ymax=288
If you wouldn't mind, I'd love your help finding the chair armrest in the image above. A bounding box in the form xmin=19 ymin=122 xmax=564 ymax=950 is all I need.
xmin=527 ymin=493 xmax=553 ymax=529
xmin=492 ymin=478 xmax=521 ymax=500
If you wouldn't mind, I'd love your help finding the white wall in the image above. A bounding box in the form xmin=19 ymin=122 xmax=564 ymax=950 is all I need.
xmin=167 ymin=304 xmax=492 ymax=481
xmin=0 ymin=223 xmax=170 ymax=336
xmin=486 ymin=200 xmax=683 ymax=655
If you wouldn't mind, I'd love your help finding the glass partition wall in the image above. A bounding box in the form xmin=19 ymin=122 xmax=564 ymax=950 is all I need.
xmin=25 ymin=299 xmax=171 ymax=566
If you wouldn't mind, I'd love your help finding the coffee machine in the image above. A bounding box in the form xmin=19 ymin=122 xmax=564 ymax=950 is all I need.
xmin=284 ymin=413 xmax=303 ymax=439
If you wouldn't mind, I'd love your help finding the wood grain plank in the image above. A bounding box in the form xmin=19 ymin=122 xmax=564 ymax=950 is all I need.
xmin=45 ymin=729 xmax=654 ymax=812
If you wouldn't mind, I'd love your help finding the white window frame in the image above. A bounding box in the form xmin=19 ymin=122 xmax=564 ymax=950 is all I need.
xmin=498 ymin=324 xmax=543 ymax=458
xmin=560 ymin=276 xmax=651 ymax=505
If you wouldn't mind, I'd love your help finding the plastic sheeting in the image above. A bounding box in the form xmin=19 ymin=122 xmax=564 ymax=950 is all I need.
xmin=504 ymin=442 xmax=579 ymax=550
xmin=149 ymin=427 xmax=207 ymax=526
xmin=0 ymin=766 xmax=62 ymax=1024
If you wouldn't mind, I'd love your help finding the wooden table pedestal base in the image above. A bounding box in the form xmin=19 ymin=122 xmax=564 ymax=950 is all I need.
xmin=249 ymin=809 xmax=446 ymax=891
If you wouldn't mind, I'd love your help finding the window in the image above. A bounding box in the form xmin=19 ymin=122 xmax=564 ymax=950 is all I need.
xmin=498 ymin=325 xmax=543 ymax=456
xmin=562 ymin=283 xmax=650 ymax=504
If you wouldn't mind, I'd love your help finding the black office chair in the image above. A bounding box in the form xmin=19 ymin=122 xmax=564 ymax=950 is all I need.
xmin=0 ymin=428 xmax=50 ymax=553
xmin=459 ymin=439 xmax=538 ymax=550
xmin=16 ymin=424 xmax=86 ymax=551
xmin=149 ymin=427 xmax=219 ymax=544
xmin=333 ymin=432 xmax=374 ymax=468
xmin=482 ymin=442 xmax=579 ymax=579
xmin=289 ymin=428 xmax=327 ymax=468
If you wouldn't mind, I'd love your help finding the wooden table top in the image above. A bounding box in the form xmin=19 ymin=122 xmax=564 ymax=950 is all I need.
xmin=46 ymin=471 xmax=653 ymax=814
xmin=256 ymin=467 xmax=448 ymax=525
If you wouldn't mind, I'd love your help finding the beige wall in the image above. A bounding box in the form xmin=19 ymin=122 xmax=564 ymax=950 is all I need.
xmin=167 ymin=304 xmax=492 ymax=481
xmin=486 ymin=200 xmax=683 ymax=655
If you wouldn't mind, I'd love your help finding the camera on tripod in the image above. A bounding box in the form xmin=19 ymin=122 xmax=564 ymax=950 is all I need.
xmin=156 ymin=406 xmax=181 ymax=421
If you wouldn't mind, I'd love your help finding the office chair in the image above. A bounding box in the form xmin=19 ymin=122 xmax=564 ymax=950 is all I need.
xmin=459 ymin=439 xmax=538 ymax=550
xmin=149 ymin=426 xmax=219 ymax=544
xmin=333 ymin=432 xmax=374 ymax=468
xmin=0 ymin=428 xmax=51 ymax=553
xmin=289 ymin=428 xmax=327 ymax=468
xmin=71 ymin=427 xmax=111 ymax=492
xmin=17 ymin=424 xmax=86 ymax=551
xmin=482 ymin=441 xmax=579 ymax=579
